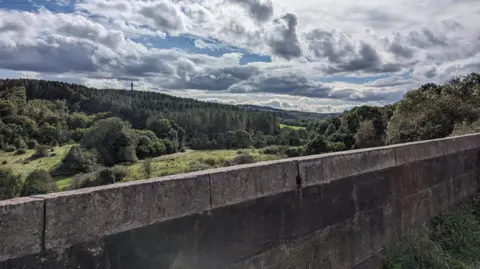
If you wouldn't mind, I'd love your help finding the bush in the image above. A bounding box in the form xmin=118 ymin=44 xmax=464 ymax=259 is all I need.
xmin=20 ymin=169 xmax=56 ymax=196
xmin=143 ymin=159 xmax=153 ymax=177
xmin=98 ymin=169 xmax=116 ymax=185
xmin=184 ymin=162 xmax=211 ymax=173
xmin=229 ymin=153 xmax=256 ymax=166
xmin=1 ymin=160 xmax=7 ymax=165
xmin=4 ymin=145 xmax=16 ymax=152
xmin=203 ymin=158 xmax=217 ymax=166
xmin=70 ymin=169 xmax=118 ymax=190
xmin=263 ymin=145 xmax=286 ymax=155
xmin=52 ymin=146 xmax=94 ymax=176
xmin=14 ymin=138 xmax=27 ymax=149
xmin=14 ymin=149 xmax=27 ymax=155
xmin=31 ymin=145 xmax=49 ymax=159
xmin=0 ymin=168 xmax=21 ymax=200
xmin=27 ymin=140 xmax=38 ymax=149
xmin=285 ymin=146 xmax=305 ymax=157
xmin=151 ymin=141 xmax=167 ymax=157
xmin=50 ymin=140 xmax=59 ymax=147
xmin=111 ymin=166 xmax=129 ymax=182
xmin=327 ymin=142 xmax=347 ymax=153
xmin=306 ymin=135 xmax=328 ymax=155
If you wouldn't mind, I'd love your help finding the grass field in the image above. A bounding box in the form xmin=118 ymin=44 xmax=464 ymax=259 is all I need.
xmin=0 ymin=145 xmax=72 ymax=178
xmin=1 ymin=146 xmax=282 ymax=191
xmin=279 ymin=124 xmax=306 ymax=130
xmin=121 ymin=148 xmax=282 ymax=182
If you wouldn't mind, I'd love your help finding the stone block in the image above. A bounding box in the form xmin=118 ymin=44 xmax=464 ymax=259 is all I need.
xmin=209 ymin=159 xmax=298 ymax=208
xmin=399 ymin=189 xmax=433 ymax=237
xmin=297 ymin=147 xmax=396 ymax=187
xmin=0 ymin=197 xmax=44 ymax=262
xmin=395 ymin=139 xmax=442 ymax=165
xmin=396 ymin=133 xmax=480 ymax=165
xmin=354 ymin=168 xmax=398 ymax=212
xmin=38 ymin=171 xmax=210 ymax=251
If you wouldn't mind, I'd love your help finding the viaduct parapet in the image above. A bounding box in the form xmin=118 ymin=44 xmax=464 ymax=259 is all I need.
xmin=1 ymin=134 xmax=480 ymax=268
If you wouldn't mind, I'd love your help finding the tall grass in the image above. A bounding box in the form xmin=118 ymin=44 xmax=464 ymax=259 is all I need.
xmin=384 ymin=198 xmax=480 ymax=269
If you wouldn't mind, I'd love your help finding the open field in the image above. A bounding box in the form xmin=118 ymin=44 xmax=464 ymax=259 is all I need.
xmin=117 ymin=148 xmax=282 ymax=183
xmin=0 ymin=146 xmax=282 ymax=191
xmin=279 ymin=124 xmax=306 ymax=130
xmin=0 ymin=145 xmax=72 ymax=178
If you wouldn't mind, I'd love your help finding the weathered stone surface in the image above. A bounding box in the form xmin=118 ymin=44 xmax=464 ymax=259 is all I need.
xmin=297 ymin=147 xmax=396 ymax=187
xmin=38 ymin=171 xmax=210 ymax=251
xmin=209 ymin=159 xmax=298 ymax=208
xmin=0 ymin=197 xmax=44 ymax=262
xmin=2 ymin=134 xmax=480 ymax=269
xmin=395 ymin=133 xmax=480 ymax=165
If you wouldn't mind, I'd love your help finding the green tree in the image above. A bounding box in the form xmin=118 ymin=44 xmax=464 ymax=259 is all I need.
xmin=235 ymin=129 xmax=252 ymax=148
xmin=306 ymin=135 xmax=328 ymax=155
xmin=149 ymin=119 xmax=173 ymax=139
xmin=21 ymin=169 xmax=55 ymax=196
xmin=81 ymin=118 xmax=137 ymax=166
xmin=354 ymin=120 xmax=382 ymax=149
xmin=324 ymin=124 xmax=337 ymax=137
xmin=53 ymin=146 xmax=94 ymax=176
xmin=0 ymin=168 xmax=21 ymax=200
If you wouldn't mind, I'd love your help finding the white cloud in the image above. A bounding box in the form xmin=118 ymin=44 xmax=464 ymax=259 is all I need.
xmin=0 ymin=0 xmax=478 ymax=112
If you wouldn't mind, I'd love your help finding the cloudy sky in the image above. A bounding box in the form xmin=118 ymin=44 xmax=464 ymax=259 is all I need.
xmin=0 ymin=0 xmax=479 ymax=112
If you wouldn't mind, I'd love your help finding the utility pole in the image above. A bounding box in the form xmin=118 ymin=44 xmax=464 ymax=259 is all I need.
xmin=131 ymin=81 xmax=133 ymax=91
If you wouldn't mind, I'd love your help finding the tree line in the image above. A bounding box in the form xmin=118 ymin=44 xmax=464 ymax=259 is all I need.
xmin=1 ymin=73 xmax=480 ymax=198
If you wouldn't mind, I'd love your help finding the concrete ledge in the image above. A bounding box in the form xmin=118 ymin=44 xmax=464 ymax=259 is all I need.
xmin=37 ymin=171 xmax=211 ymax=251
xmin=296 ymin=147 xmax=396 ymax=187
xmin=395 ymin=133 xmax=480 ymax=165
xmin=0 ymin=197 xmax=44 ymax=262
xmin=209 ymin=159 xmax=298 ymax=208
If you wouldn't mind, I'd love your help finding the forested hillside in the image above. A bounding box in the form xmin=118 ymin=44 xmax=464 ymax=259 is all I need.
xmin=1 ymin=73 xmax=479 ymax=199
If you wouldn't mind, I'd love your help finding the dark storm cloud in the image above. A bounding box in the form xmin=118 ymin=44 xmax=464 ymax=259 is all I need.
xmin=304 ymin=28 xmax=355 ymax=62
xmin=229 ymin=0 xmax=274 ymax=22
xmin=305 ymin=28 xmax=405 ymax=74
xmin=267 ymin=13 xmax=302 ymax=60
xmin=0 ymin=36 xmax=99 ymax=73
xmin=408 ymin=29 xmax=448 ymax=48
xmin=169 ymin=65 xmax=259 ymax=91
xmin=228 ymin=73 xmax=332 ymax=98
xmin=139 ymin=1 xmax=185 ymax=32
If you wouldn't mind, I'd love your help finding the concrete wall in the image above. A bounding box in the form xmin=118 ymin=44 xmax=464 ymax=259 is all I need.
xmin=1 ymin=134 xmax=480 ymax=269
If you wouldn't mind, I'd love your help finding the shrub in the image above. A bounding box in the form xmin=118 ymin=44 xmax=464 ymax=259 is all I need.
xmin=263 ymin=145 xmax=286 ymax=155
xmin=98 ymin=169 xmax=116 ymax=185
xmin=203 ymin=158 xmax=217 ymax=166
xmin=306 ymin=135 xmax=328 ymax=155
xmin=229 ymin=153 xmax=256 ymax=166
xmin=327 ymin=142 xmax=347 ymax=153
xmin=31 ymin=145 xmax=49 ymax=159
xmin=20 ymin=169 xmax=56 ymax=197
xmin=143 ymin=159 xmax=153 ymax=177
xmin=151 ymin=141 xmax=167 ymax=157
xmin=52 ymin=146 xmax=94 ymax=176
xmin=50 ymin=140 xmax=59 ymax=147
xmin=14 ymin=149 xmax=27 ymax=155
xmin=4 ymin=145 xmax=16 ymax=152
xmin=14 ymin=138 xmax=27 ymax=149
xmin=111 ymin=166 xmax=129 ymax=182
xmin=184 ymin=162 xmax=211 ymax=173
xmin=0 ymin=168 xmax=21 ymax=200
xmin=285 ymin=146 xmax=305 ymax=158
xmin=1 ymin=160 xmax=7 ymax=165
xmin=71 ymin=169 xmax=118 ymax=190
xmin=27 ymin=140 xmax=38 ymax=149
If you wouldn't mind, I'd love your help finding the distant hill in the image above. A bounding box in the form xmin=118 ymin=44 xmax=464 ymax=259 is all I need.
xmin=242 ymin=104 xmax=338 ymax=127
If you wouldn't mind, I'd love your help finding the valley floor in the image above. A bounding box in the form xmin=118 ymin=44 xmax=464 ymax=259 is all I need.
xmin=0 ymin=145 xmax=283 ymax=191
